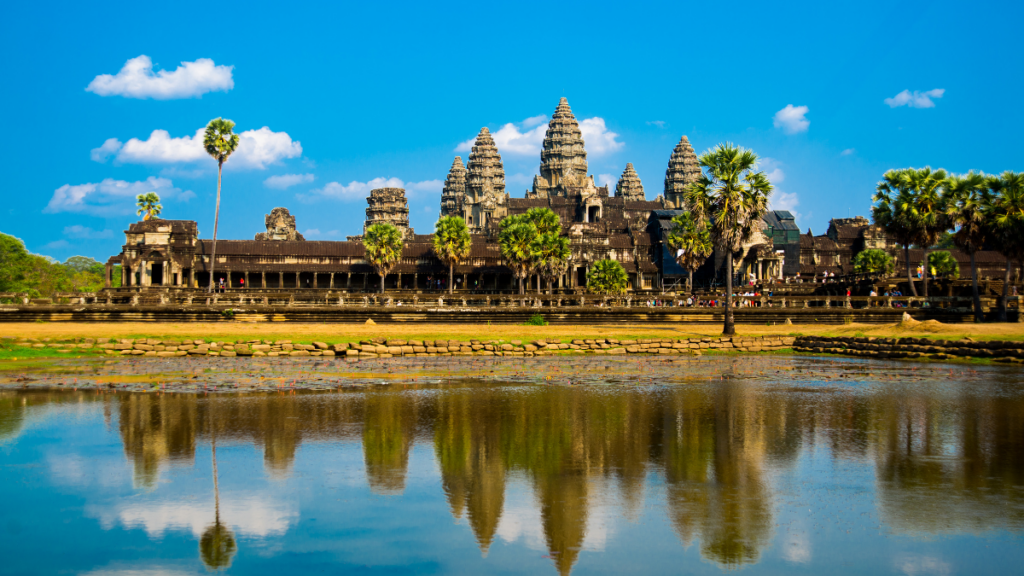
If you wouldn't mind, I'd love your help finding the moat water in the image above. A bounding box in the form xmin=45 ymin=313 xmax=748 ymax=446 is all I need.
xmin=1 ymin=356 xmax=1022 ymax=575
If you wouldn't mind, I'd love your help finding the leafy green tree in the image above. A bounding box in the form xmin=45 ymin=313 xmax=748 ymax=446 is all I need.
xmin=944 ymin=171 xmax=992 ymax=321
xmin=851 ymin=249 xmax=895 ymax=275
xmin=586 ymin=259 xmax=628 ymax=295
xmin=532 ymin=232 xmax=571 ymax=294
xmin=903 ymin=167 xmax=949 ymax=298
xmin=922 ymin=251 xmax=959 ymax=279
xmin=523 ymin=207 xmax=561 ymax=235
xmin=203 ymin=118 xmax=240 ymax=292
xmin=433 ymin=216 xmax=472 ymax=295
xmin=666 ymin=211 xmax=712 ymax=292
xmin=873 ymin=168 xmax=920 ymax=296
xmin=64 ymin=256 xmax=102 ymax=274
xmin=363 ymin=222 xmax=404 ymax=294
xmin=684 ymin=143 xmax=773 ymax=335
xmin=986 ymin=171 xmax=1024 ymax=321
xmin=499 ymin=218 xmax=538 ymax=295
xmin=0 ymin=233 xmax=35 ymax=293
xmin=136 ymin=192 xmax=163 ymax=220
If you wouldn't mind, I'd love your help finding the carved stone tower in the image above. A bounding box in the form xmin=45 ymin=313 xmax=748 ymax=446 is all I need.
xmin=663 ymin=136 xmax=701 ymax=209
xmin=463 ymin=128 xmax=507 ymax=234
xmin=530 ymin=97 xmax=588 ymax=198
xmin=363 ymin=187 xmax=413 ymax=238
xmin=255 ymin=207 xmax=305 ymax=241
xmin=440 ymin=156 xmax=467 ymax=218
xmin=615 ymin=163 xmax=646 ymax=201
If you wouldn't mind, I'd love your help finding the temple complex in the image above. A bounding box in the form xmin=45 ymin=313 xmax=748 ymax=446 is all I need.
xmin=103 ymin=96 xmax=1015 ymax=296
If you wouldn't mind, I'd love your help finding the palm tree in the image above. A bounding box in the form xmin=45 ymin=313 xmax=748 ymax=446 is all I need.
xmin=666 ymin=211 xmax=712 ymax=293
xmin=902 ymin=167 xmax=949 ymax=299
xmin=872 ymin=169 xmax=919 ymax=296
xmin=586 ymin=259 xmax=628 ymax=295
xmin=524 ymin=207 xmax=561 ymax=234
xmin=986 ymin=171 xmax=1024 ymax=321
xmin=203 ymin=118 xmax=240 ymax=293
xmin=533 ymin=232 xmax=571 ymax=294
xmin=363 ymin=223 xmax=404 ymax=294
xmin=200 ymin=398 xmax=236 ymax=571
xmin=498 ymin=217 xmax=538 ymax=295
xmin=683 ymin=143 xmax=773 ymax=336
xmin=433 ymin=216 xmax=472 ymax=295
xmin=135 ymin=192 xmax=163 ymax=220
xmin=944 ymin=171 xmax=991 ymax=322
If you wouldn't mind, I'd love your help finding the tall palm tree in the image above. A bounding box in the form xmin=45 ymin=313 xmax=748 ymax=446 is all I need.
xmin=902 ymin=167 xmax=949 ymax=299
xmin=363 ymin=223 xmax=404 ymax=294
xmin=200 ymin=398 xmax=236 ymax=570
xmin=986 ymin=171 xmax=1024 ymax=321
xmin=944 ymin=171 xmax=991 ymax=322
xmin=498 ymin=217 xmax=538 ymax=295
xmin=666 ymin=211 xmax=713 ymax=293
xmin=872 ymin=169 xmax=919 ymax=296
xmin=135 ymin=192 xmax=163 ymax=220
xmin=533 ymin=232 xmax=571 ymax=295
xmin=433 ymin=216 xmax=472 ymax=295
xmin=203 ymin=118 xmax=240 ymax=293
xmin=683 ymin=143 xmax=773 ymax=335
xmin=524 ymin=207 xmax=561 ymax=235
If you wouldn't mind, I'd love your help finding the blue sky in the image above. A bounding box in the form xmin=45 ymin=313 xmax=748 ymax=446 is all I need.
xmin=2 ymin=0 xmax=1021 ymax=262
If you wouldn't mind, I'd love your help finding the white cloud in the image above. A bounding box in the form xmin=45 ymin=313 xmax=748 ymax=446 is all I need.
xmin=646 ymin=120 xmax=666 ymax=128
xmin=304 ymin=228 xmax=322 ymax=237
xmin=299 ymin=177 xmax=441 ymax=203
xmin=773 ymin=105 xmax=810 ymax=134
xmin=43 ymin=240 xmax=70 ymax=250
xmin=101 ymin=126 xmax=301 ymax=170
xmin=63 ymin=225 xmax=113 ymax=239
xmin=404 ymin=179 xmax=443 ymax=197
xmin=45 ymin=177 xmax=192 ymax=216
xmin=455 ymin=114 xmax=622 ymax=156
xmin=91 ymin=138 xmax=123 ymax=163
xmin=579 ymin=117 xmax=624 ymax=154
xmin=106 ymin=494 xmax=297 ymax=539
xmin=597 ymin=173 xmax=616 ymax=188
xmin=264 ymin=173 xmax=315 ymax=190
xmin=505 ymin=173 xmax=536 ymax=187
xmin=760 ymin=157 xmax=785 ymax=184
xmin=771 ymin=191 xmax=801 ymax=220
xmin=884 ymin=89 xmax=945 ymax=109
xmin=86 ymin=55 xmax=234 ymax=99
xmin=840 ymin=148 xmax=855 ymax=156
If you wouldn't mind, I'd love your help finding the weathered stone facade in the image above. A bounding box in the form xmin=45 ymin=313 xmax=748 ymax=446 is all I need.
xmin=462 ymin=128 xmax=507 ymax=234
xmin=528 ymin=97 xmax=589 ymax=198
xmin=363 ymin=187 xmax=413 ymax=238
xmin=663 ymin=136 xmax=701 ymax=209
xmin=615 ymin=163 xmax=645 ymax=201
xmin=255 ymin=207 xmax=305 ymax=241
xmin=439 ymin=156 xmax=466 ymax=219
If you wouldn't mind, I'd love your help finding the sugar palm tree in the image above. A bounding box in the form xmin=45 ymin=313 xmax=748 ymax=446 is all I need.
xmin=944 ymin=171 xmax=991 ymax=322
xmin=203 ymin=118 xmax=240 ymax=293
xmin=135 ymin=192 xmax=162 ymax=220
xmin=683 ymin=143 xmax=773 ymax=335
xmin=524 ymin=207 xmax=561 ymax=235
xmin=363 ymin=223 xmax=404 ymax=294
xmin=532 ymin=232 xmax=571 ymax=294
xmin=902 ymin=167 xmax=949 ymax=299
xmin=666 ymin=211 xmax=712 ymax=293
xmin=872 ymin=169 xmax=919 ymax=296
xmin=200 ymin=398 xmax=236 ymax=571
xmin=986 ymin=171 xmax=1024 ymax=321
xmin=433 ymin=216 xmax=472 ymax=295
xmin=498 ymin=217 xmax=538 ymax=295
xmin=586 ymin=259 xmax=628 ymax=295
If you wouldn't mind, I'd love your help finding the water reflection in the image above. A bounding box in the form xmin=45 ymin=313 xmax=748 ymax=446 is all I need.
xmin=2 ymin=360 xmax=1023 ymax=574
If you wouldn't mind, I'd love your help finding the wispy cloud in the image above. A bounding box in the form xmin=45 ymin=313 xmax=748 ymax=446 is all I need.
xmin=455 ymin=113 xmax=623 ymax=156
xmin=44 ymin=177 xmax=193 ymax=216
xmin=840 ymin=148 xmax=855 ymax=156
xmin=298 ymin=177 xmax=441 ymax=203
xmin=264 ymin=173 xmax=314 ymax=190
xmin=646 ymin=120 xmax=666 ymax=128
xmin=86 ymin=55 xmax=233 ymax=99
xmin=63 ymin=225 xmax=113 ymax=239
xmin=773 ymin=105 xmax=810 ymax=134
xmin=884 ymin=89 xmax=944 ymax=108
xmin=96 ymin=126 xmax=302 ymax=170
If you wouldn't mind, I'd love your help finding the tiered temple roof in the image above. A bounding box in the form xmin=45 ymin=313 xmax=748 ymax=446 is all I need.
xmin=464 ymin=128 xmax=507 ymax=234
xmin=363 ymin=187 xmax=413 ymax=238
xmin=440 ymin=156 xmax=466 ymax=218
xmin=663 ymin=136 xmax=701 ymax=209
xmin=615 ymin=163 xmax=646 ymax=201
xmin=530 ymin=97 xmax=588 ymax=198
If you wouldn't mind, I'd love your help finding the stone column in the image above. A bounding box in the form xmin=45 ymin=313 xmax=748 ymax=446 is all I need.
xmin=397 ymin=273 xmax=402 ymax=290
xmin=414 ymin=273 xmax=418 ymax=290
xmin=104 ymin=263 xmax=112 ymax=288
xmin=362 ymin=274 xmax=367 ymax=290
xmin=278 ymin=273 xmax=284 ymax=289
xmin=330 ymin=273 xmax=335 ymax=289
xmin=226 ymin=269 xmax=232 ymax=290
xmin=261 ymin=272 xmax=266 ymax=289
xmin=346 ymin=273 xmax=351 ymax=289
xmin=189 ymin=268 xmax=195 ymax=288
xmin=313 ymin=273 xmax=318 ymax=289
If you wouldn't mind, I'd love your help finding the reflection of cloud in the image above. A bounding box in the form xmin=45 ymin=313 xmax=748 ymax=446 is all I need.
xmin=103 ymin=495 xmax=297 ymax=538
xmin=581 ymin=476 xmax=619 ymax=552
xmin=896 ymin=554 xmax=951 ymax=576
xmin=782 ymin=530 xmax=811 ymax=563
xmin=81 ymin=569 xmax=201 ymax=576
xmin=495 ymin=480 xmax=547 ymax=551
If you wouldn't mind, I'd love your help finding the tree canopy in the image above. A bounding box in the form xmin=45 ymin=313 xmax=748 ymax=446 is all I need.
xmin=433 ymin=216 xmax=472 ymax=294
xmin=851 ymin=249 xmax=894 ymax=275
xmin=0 ymin=233 xmax=118 ymax=297
xmin=586 ymin=259 xmax=628 ymax=295
xmin=363 ymin=223 xmax=404 ymax=293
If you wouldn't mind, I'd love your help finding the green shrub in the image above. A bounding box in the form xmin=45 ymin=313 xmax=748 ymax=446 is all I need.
xmin=852 ymin=249 xmax=895 ymax=275
xmin=524 ymin=314 xmax=547 ymax=326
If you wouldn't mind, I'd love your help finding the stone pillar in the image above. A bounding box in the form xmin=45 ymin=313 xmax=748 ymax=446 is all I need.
xmin=329 ymin=273 xmax=335 ymax=289
xmin=462 ymin=274 xmax=467 ymax=292
xmin=397 ymin=273 xmax=402 ymax=290
xmin=261 ymin=272 xmax=266 ymax=289
xmin=226 ymin=269 xmax=232 ymax=290
xmin=313 ymin=273 xmax=318 ymax=289
xmin=414 ymin=273 xmax=418 ymax=290
xmin=346 ymin=273 xmax=351 ymax=289
xmin=362 ymin=274 xmax=367 ymax=290
xmin=278 ymin=273 xmax=284 ymax=289
xmin=104 ymin=263 xmax=112 ymax=288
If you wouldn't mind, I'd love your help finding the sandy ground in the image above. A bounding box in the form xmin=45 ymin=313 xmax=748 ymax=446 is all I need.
xmin=2 ymin=320 xmax=1022 ymax=343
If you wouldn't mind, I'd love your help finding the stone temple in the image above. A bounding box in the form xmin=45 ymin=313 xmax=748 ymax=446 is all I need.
xmin=112 ymin=96 xmax=1003 ymax=294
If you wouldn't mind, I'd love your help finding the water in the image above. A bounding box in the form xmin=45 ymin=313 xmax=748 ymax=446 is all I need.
xmin=1 ymin=356 xmax=1022 ymax=575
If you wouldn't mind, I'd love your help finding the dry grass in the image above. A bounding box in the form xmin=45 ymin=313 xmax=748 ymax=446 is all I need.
xmin=2 ymin=320 xmax=1022 ymax=343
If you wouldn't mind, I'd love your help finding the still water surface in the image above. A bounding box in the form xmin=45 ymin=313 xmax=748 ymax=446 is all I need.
xmin=1 ymin=356 xmax=1023 ymax=575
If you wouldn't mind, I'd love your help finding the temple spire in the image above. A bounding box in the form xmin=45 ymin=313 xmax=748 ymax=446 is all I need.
xmin=440 ymin=156 xmax=467 ymax=218
xmin=463 ymin=128 xmax=507 ymax=233
xmin=531 ymin=97 xmax=588 ymax=198
xmin=615 ymin=163 xmax=645 ymax=201
xmin=663 ymin=135 xmax=701 ymax=209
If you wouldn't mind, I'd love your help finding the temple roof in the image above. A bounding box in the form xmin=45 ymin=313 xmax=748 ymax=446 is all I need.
xmin=615 ymin=163 xmax=645 ymax=201
xmin=539 ymin=98 xmax=588 ymax=186
xmin=663 ymin=136 xmax=701 ymax=208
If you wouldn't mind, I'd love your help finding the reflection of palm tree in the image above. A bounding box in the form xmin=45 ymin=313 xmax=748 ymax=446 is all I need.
xmin=201 ymin=398 xmax=236 ymax=570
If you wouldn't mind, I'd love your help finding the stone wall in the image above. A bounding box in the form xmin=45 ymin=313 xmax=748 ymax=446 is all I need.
xmin=793 ymin=335 xmax=1024 ymax=363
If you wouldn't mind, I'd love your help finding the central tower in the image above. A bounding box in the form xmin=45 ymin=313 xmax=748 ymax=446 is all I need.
xmin=529 ymin=98 xmax=589 ymax=198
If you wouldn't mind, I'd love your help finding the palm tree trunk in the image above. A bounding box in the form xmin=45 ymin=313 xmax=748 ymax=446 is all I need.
xmin=922 ymin=248 xmax=930 ymax=299
xmin=723 ymin=252 xmax=735 ymax=335
xmin=689 ymin=270 xmax=693 ymax=293
xmin=970 ymin=251 xmax=982 ymax=323
xmin=536 ymin=274 xmax=541 ymax=295
xmin=380 ymin=272 xmax=385 ymax=295
xmin=1000 ymin=260 xmax=1011 ymax=322
xmin=904 ymin=244 xmax=918 ymax=296
xmin=208 ymin=161 xmax=223 ymax=292
xmin=210 ymin=398 xmax=220 ymax=525
xmin=448 ymin=262 xmax=453 ymax=295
